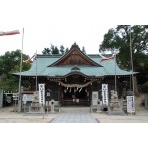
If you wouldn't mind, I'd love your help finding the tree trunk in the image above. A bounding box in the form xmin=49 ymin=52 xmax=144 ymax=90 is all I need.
xmin=134 ymin=76 xmax=139 ymax=96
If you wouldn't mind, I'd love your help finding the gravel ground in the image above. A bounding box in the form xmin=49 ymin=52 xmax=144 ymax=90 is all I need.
xmin=0 ymin=106 xmax=59 ymax=123
xmin=0 ymin=95 xmax=147 ymax=123
xmin=0 ymin=105 xmax=148 ymax=123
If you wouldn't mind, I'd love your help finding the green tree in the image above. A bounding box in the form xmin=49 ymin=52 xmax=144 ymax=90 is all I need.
xmin=42 ymin=44 xmax=69 ymax=55
xmin=0 ymin=50 xmax=31 ymax=91
xmin=65 ymin=48 xmax=69 ymax=53
xmin=60 ymin=45 xmax=65 ymax=54
xmin=52 ymin=46 xmax=59 ymax=54
xmin=43 ymin=44 xmax=60 ymax=55
xmin=99 ymin=25 xmax=148 ymax=94
xmin=42 ymin=48 xmax=51 ymax=55
xmin=99 ymin=25 xmax=148 ymax=71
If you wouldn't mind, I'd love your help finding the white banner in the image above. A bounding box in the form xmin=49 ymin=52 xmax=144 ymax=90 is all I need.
xmin=102 ymin=84 xmax=108 ymax=106
xmin=38 ymin=84 xmax=45 ymax=105
xmin=127 ymin=96 xmax=135 ymax=113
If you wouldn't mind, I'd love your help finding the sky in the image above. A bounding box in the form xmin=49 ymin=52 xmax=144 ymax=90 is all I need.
xmin=0 ymin=0 xmax=148 ymax=145
xmin=0 ymin=0 xmax=147 ymax=57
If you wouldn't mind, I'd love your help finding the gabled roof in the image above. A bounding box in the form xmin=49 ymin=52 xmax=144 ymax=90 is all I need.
xmin=13 ymin=43 xmax=137 ymax=77
xmin=49 ymin=43 xmax=102 ymax=67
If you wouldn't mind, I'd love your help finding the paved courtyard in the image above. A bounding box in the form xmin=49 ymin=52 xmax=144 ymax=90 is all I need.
xmin=50 ymin=113 xmax=98 ymax=123
xmin=1 ymin=106 xmax=148 ymax=123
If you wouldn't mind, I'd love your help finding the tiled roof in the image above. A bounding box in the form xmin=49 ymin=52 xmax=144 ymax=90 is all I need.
xmin=13 ymin=54 xmax=135 ymax=77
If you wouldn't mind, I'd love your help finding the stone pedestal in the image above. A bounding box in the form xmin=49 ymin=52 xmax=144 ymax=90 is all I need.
xmin=28 ymin=91 xmax=44 ymax=114
xmin=96 ymin=101 xmax=101 ymax=113
xmin=108 ymin=90 xmax=124 ymax=115
xmin=29 ymin=101 xmax=42 ymax=112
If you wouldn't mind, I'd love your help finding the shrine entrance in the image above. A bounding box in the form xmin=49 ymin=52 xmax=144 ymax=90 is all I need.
xmin=61 ymin=86 xmax=90 ymax=106
xmin=60 ymin=74 xmax=92 ymax=106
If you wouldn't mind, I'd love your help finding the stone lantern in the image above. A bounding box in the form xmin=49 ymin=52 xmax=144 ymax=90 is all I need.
xmin=45 ymin=89 xmax=52 ymax=113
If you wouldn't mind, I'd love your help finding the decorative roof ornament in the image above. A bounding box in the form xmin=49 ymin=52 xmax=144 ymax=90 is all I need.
xmin=71 ymin=65 xmax=80 ymax=71
xmin=70 ymin=42 xmax=81 ymax=50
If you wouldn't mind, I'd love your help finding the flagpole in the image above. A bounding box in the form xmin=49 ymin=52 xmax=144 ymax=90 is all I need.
xmin=130 ymin=26 xmax=135 ymax=95
xmin=129 ymin=25 xmax=136 ymax=115
xmin=36 ymin=50 xmax=38 ymax=91
xmin=114 ymin=53 xmax=117 ymax=92
xmin=18 ymin=28 xmax=24 ymax=112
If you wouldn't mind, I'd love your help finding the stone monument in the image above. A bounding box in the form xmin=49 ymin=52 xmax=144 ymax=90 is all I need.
xmin=28 ymin=91 xmax=44 ymax=114
xmin=108 ymin=90 xmax=124 ymax=115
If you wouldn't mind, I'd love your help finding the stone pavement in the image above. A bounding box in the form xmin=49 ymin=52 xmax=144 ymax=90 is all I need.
xmin=1 ymin=106 xmax=148 ymax=123
xmin=50 ymin=113 xmax=98 ymax=123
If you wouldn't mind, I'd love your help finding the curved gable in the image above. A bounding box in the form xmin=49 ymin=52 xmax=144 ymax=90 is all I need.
xmin=49 ymin=43 xmax=102 ymax=67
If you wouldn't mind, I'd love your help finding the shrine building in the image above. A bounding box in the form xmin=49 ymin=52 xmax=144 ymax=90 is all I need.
xmin=13 ymin=43 xmax=136 ymax=107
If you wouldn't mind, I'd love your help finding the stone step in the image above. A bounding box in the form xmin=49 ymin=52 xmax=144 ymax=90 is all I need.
xmin=60 ymin=107 xmax=91 ymax=113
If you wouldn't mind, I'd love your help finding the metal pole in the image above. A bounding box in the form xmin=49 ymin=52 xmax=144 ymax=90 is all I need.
xmin=18 ymin=28 xmax=24 ymax=112
xmin=130 ymin=25 xmax=136 ymax=115
xmin=36 ymin=50 xmax=37 ymax=91
xmin=114 ymin=53 xmax=117 ymax=92
xmin=130 ymin=25 xmax=135 ymax=95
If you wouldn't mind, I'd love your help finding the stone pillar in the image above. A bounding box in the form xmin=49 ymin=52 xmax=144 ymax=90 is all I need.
xmin=96 ymin=99 xmax=101 ymax=113
xmin=50 ymin=99 xmax=55 ymax=113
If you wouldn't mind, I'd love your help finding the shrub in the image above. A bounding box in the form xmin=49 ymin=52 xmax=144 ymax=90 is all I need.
xmin=140 ymin=99 xmax=145 ymax=106
xmin=141 ymin=81 xmax=148 ymax=93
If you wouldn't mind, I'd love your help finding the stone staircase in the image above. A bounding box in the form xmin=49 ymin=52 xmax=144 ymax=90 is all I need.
xmin=60 ymin=107 xmax=91 ymax=113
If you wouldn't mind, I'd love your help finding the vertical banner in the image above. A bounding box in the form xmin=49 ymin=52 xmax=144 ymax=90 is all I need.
xmin=38 ymin=84 xmax=45 ymax=106
xmin=102 ymin=84 xmax=108 ymax=106
xmin=127 ymin=96 xmax=135 ymax=113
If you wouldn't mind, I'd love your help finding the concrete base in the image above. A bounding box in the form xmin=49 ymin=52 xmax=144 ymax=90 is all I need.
xmin=96 ymin=110 xmax=102 ymax=113
xmin=50 ymin=111 xmax=55 ymax=113
xmin=26 ymin=111 xmax=44 ymax=116
xmin=108 ymin=110 xmax=124 ymax=115
xmin=27 ymin=106 xmax=44 ymax=115
xmin=96 ymin=104 xmax=101 ymax=113
xmin=109 ymin=99 xmax=124 ymax=115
